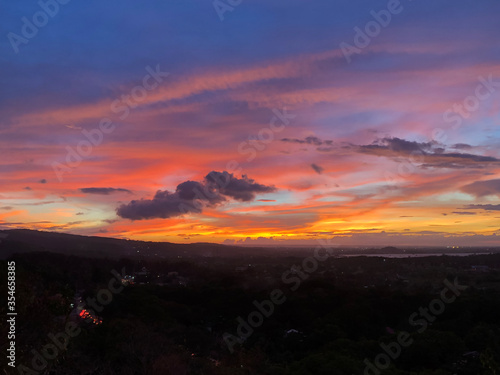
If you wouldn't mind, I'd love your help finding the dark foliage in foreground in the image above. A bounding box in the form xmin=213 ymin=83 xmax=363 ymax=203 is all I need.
xmin=2 ymin=248 xmax=500 ymax=375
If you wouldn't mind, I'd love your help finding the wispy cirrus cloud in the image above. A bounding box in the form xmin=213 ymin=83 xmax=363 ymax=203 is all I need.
xmin=461 ymin=179 xmax=500 ymax=198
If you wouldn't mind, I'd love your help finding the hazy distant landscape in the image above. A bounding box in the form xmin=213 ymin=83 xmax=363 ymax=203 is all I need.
xmin=2 ymin=230 xmax=499 ymax=260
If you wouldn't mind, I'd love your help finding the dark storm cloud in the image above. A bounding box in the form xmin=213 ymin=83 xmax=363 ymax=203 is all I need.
xmin=358 ymin=137 xmax=434 ymax=154
xmin=80 ymin=187 xmax=133 ymax=195
xmin=286 ymin=136 xmax=499 ymax=170
xmin=204 ymin=171 xmax=276 ymax=202
xmin=461 ymin=179 xmax=500 ymax=197
xmin=116 ymin=190 xmax=203 ymax=220
xmin=451 ymin=211 xmax=477 ymax=215
xmin=116 ymin=171 xmax=276 ymax=220
xmin=311 ymin=163 xmax=324 ymax=174
xmin=175 ymin=180 xmax=222 ymax=205
xmin=357 ymin=138 xmax=500 ymax=169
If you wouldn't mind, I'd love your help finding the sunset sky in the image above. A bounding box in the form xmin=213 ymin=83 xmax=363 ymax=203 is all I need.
xmin=1 ymin=0 xmax=500 ymax=246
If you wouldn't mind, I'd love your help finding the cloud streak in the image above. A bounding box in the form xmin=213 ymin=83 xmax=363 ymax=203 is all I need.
xmin=80 ymin=188 xmax=133 ymax=195
xmin=461 ymin=179 xmax=500 ymax=198
xmin=464 ymin=204 xmax=500 ymax=211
